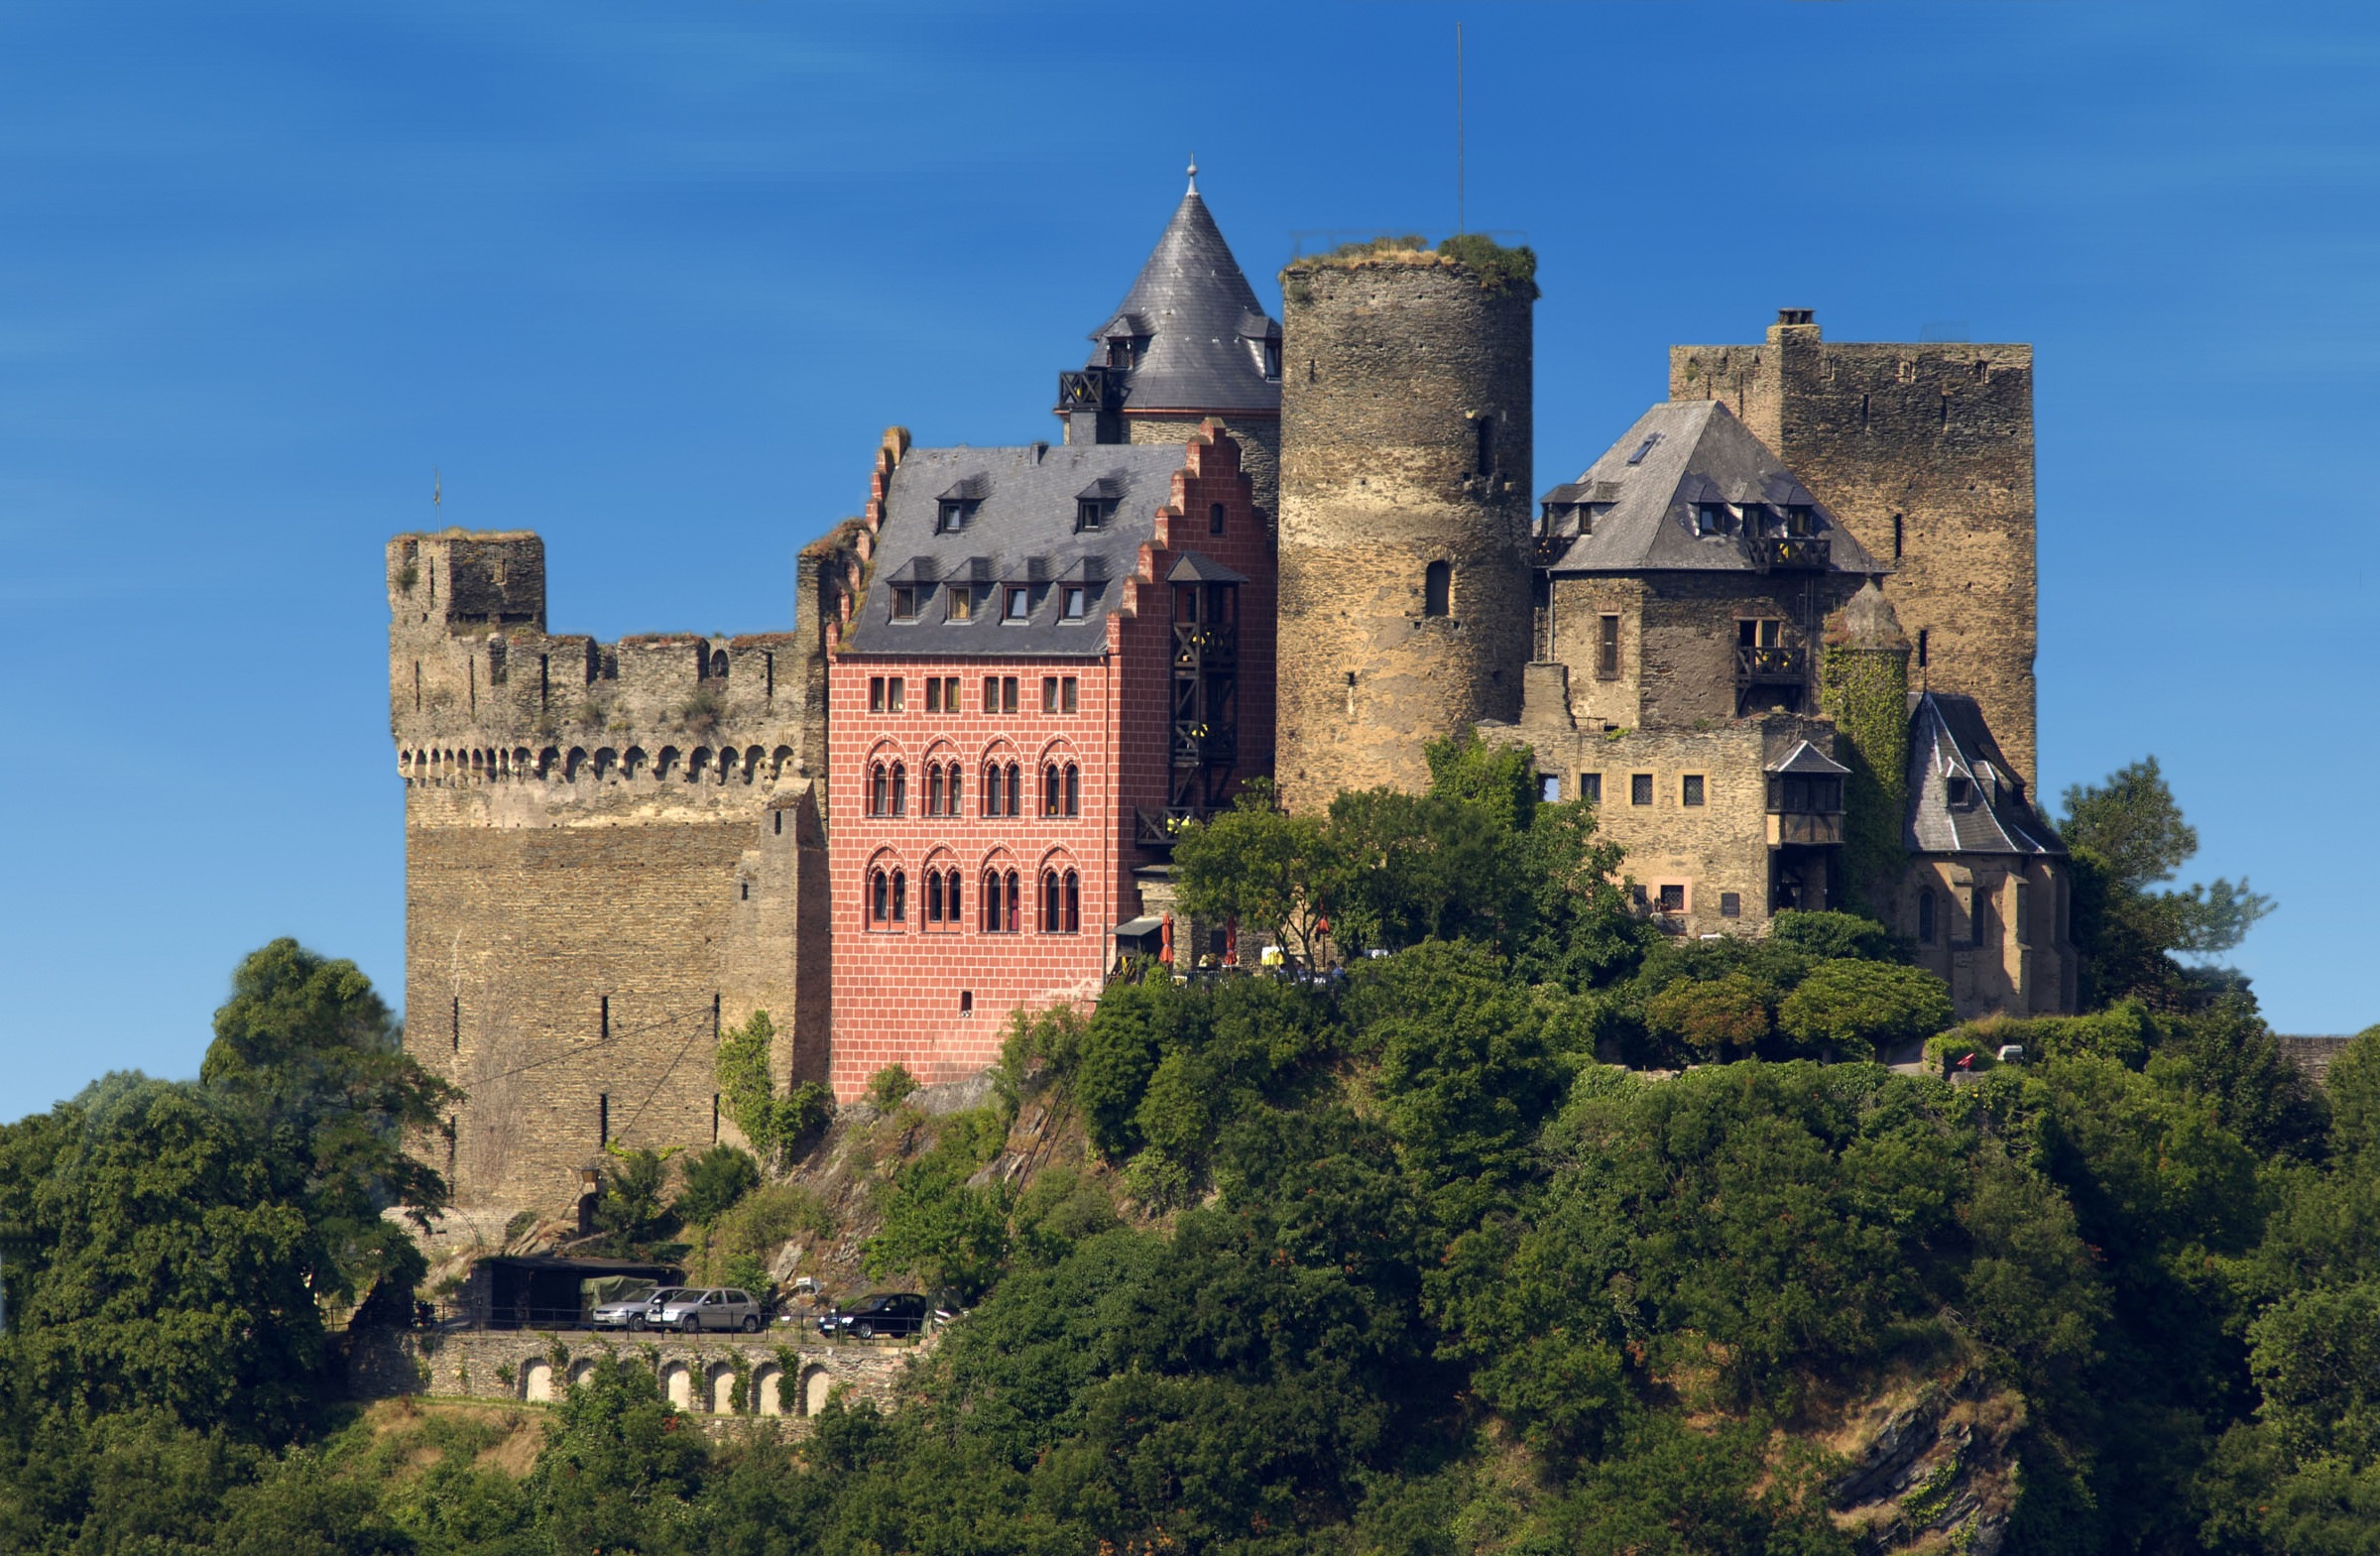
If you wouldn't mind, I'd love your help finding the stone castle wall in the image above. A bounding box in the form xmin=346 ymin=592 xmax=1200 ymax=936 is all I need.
xmin=1545 ymin=570 xmax=1869 ymax=732
xmin=1275 ymin=253 xmax=1534 ymax=808
xmin=1494 ymin=668 xmax=1840 ymax=938
xmin=391 ymin=531 xmax=836 ymax=1220
xmin=1669 ymin=319 xmax=2038 ymax=785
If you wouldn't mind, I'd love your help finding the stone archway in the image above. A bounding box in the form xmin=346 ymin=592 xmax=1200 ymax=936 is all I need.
xmin=661 ymin=1362 xmax=692 ymax=1410
xmin=752 ymin=1364 xmax=782 ymax=1416
xmin=522 ymin=1360 xmax=552 ymax=1403
xmin=568 ymin=1360 xmax=597 ymax=1391
xmin=802 ymin=1367 xmax=833 ymax=1418
xmin=707 ymin=1364 xmax=736 ymax=1414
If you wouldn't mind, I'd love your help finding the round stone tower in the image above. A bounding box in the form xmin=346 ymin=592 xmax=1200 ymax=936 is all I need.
xmin=1274 ymin=239 xmax=1536 ymax=810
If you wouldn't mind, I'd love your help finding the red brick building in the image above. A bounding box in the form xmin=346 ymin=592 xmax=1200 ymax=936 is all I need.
xmin=826 ymin=425 xmax=1275 ymax=1095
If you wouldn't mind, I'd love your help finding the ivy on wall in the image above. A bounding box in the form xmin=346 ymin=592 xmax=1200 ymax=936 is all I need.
xmin=1820 ymin=643 xmax=1911 ymax=917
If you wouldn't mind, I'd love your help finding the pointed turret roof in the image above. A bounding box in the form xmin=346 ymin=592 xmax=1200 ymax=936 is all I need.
xmin=1084 ymin=167 xmax=1281 ymax=416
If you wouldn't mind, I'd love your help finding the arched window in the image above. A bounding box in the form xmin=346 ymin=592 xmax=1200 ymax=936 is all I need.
xmin=1917 ymin=888 xmax=1937 ymax=945
xmin=891 ymin=763 xmax=906 ymax=816
xmin=870 ymin=763 xmax=889 ymax=816
xmin=926 ymin=871 xmax=944 ymax=923
xmin=944 ymin=870 xmax=962 ymax=926
xmin=946 ymin=766 xmax=962 ymax=815
xmin=983 ymin=763 xmax=1002 ymax=817
xmin=1042 ymin=870 xmax=1061 ymax=932
xmin=1424 ymin=560 xmax=1452 ymax=618
xmin=982 ymin=871 xmax=1000 ymax=932
xmin=1064 ymin=763 xmax=1080 ymax=817
xmin=928 ymin=765 xmax=945 ymax=816
xmin=891 ymin=870 xmax=906 ymax=922
xmin=1044 ymin=764 xmax=1061 ymax=818
xmin=1006 ymin=763 xmax=1022 ymax=816
xmin=1006 ymin=870 xmax=1020 ymax=932
xmin=1064 ymin=869 xmax=1080 ymax=933
xmin=871 ymin=870 xmax=889 ymax=923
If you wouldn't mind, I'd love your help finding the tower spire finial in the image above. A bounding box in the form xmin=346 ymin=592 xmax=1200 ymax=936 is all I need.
xmin=1186 ymin=155 xmax=1197 ymax=194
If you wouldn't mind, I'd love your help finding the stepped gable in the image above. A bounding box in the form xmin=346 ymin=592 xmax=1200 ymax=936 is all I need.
xmin=1905 ymin=691 xmax=2064 ymax=856
xmin=1536 ymin=399 xmax=1886 ymax=576
xmin=1083 ymin=171 xmax=1281 ymax=416
xmin=840 ymin=441 xmax=1190 ymax=658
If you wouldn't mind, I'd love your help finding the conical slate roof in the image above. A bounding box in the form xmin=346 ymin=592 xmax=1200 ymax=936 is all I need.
xmin=1085 ymin=171 xmax=1281 ymax=416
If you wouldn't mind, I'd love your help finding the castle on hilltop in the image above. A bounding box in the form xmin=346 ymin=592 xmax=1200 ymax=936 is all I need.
xmin=391 ymin=171 xmax=2074 ymax=1223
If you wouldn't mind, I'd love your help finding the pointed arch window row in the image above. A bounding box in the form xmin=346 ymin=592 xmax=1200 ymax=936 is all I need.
xmin=861 ymin=758 xmax=1082 ymax=821
xmin=862 ymin=862 xmax=1081 ymax=935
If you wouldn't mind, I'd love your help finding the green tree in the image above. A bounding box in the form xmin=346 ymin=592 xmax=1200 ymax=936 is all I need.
xmin=2060 ymin=757 xmax=2274 ymax=1003
xmin=7 ymin=1077 xmax=323 ymax=1441
xmin=1173 ymin=777 xmax=1340 ymax=973
xmin=1775 ymin=959 xmax=1954 ymax=1057
xmin=525 ymin=1354 xmax=706 ymax=1554
xmin=199 ymin=937 xmax=459 ymax=1307
xmin=1645 ymin=974 xmax=1771 ymax=1059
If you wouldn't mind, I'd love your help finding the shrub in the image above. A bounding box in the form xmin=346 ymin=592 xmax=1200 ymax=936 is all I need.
xmin=672 ymin=1144 xmax=760 ymax=1226
xmin=866 ymin=1063 xmax=920 ymax=1113
xmin=1775 ymin=959 xmax=1954 ymax=1057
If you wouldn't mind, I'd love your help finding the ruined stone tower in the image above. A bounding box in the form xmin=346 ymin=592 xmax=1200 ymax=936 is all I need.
xmin=1670 ymin=313 xmax=2038 ymax=785
xmin=1273 ymin=241 xmax=1535 ymax=809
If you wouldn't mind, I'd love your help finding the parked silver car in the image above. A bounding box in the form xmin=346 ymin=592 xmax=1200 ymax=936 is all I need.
xmin=590 ymin=1283 xmax=673 ymax=1331
xmin=653 ymin=1286 xmax=764 ymax=1334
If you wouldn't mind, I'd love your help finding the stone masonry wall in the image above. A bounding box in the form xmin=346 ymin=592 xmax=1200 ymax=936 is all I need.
xmin=390 ymin=532 xmax=833 ymax=1221
xmin=1490 ymin=666 xmax=1840 ymax=939
xmin=359 ymin=1327 xmax=919 ymax=1425
xmin=1895 ymin=855 xmax=2076 ymax=1019
xmin=1669 ymin=318 xmax=2038 ymax=785
xmin=1275 ymin=252 xmax=1534 ymax=809
xmin=1546 ymin=571 xmax=1867 ymax=733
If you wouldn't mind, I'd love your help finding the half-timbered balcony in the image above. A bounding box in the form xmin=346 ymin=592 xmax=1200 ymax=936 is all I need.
xmin=1743 ymin=535 xmax=1830 ymax=570
xmin=1174 ymin=623 xmax=1237 ymax=669
xmin=1173 ymin=723 xmax=1238 ymax=766
xmin=1735 ymin=645 xmax=1808 ymax=687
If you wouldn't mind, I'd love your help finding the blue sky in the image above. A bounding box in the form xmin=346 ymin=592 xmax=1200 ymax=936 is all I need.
xmin=2 ymin=1 xmax=2373 ymax=1119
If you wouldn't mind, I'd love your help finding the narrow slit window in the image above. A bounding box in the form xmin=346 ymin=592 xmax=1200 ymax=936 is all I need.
xmin=1598 ymin=615 xmax=1621 ymax=679
xmin=1423 ymin=561 xmax=1452 ymax=618
xmin=1209 ymin=502 xmax=1226 ymax=536
xmin=1474 ymin=415 xmax=1495 ymax=477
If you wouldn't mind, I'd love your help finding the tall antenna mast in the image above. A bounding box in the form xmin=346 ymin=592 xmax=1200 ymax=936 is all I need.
xmin=1456 ymin=23 xmax=1466 ymax=235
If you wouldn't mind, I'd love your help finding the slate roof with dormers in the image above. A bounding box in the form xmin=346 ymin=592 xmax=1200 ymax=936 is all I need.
xmin=1905 ymin=692 xmax=2066 ymax=857
xmin=1083 ymin=180 xmax=1282 ymax=416
xmin=843 ymin=442 xmax=1191 ymax=658
xmin=1534 ymin=400 xmax=1886 ymax=577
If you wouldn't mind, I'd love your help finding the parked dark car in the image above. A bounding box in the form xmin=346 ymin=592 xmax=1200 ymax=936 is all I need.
xmin=817 ymin=1291 xmax=930 ymax=1340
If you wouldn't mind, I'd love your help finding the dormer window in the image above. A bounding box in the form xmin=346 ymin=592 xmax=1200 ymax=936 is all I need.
xmin=1947 ymin=775 xmax=1974 ymax=807
xmin=936 ymin=500 xmax=977 ymax=535
xmin=1695 ymin=503 xmax=1728 ymax=536
xmin=1004 ymin=586 xmax=1032 ymax=623
xmin=1106 ymin=337 xmax=1134 ymax=369
xmin=946 ymin=586 xmax=975 ymax=623
xmin=1061 ymin=586 xmax=1087 ymax=621
xmin=892 ymin=585 xmax=925 ymax=622
xmin=1785 ymin=505 xmax=1816 ymax=537
xmin=1076 ymin=499 xmax=1113 ymax=533
xmin=1261 ymin=338 xmax=1281 ymax=378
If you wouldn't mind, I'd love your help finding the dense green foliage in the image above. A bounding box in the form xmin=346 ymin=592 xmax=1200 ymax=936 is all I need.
xmin=0 ymin=757 xmax=2355 ymax=1554
xmin=714 ymin=1012 xmax=832 ymax=1169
